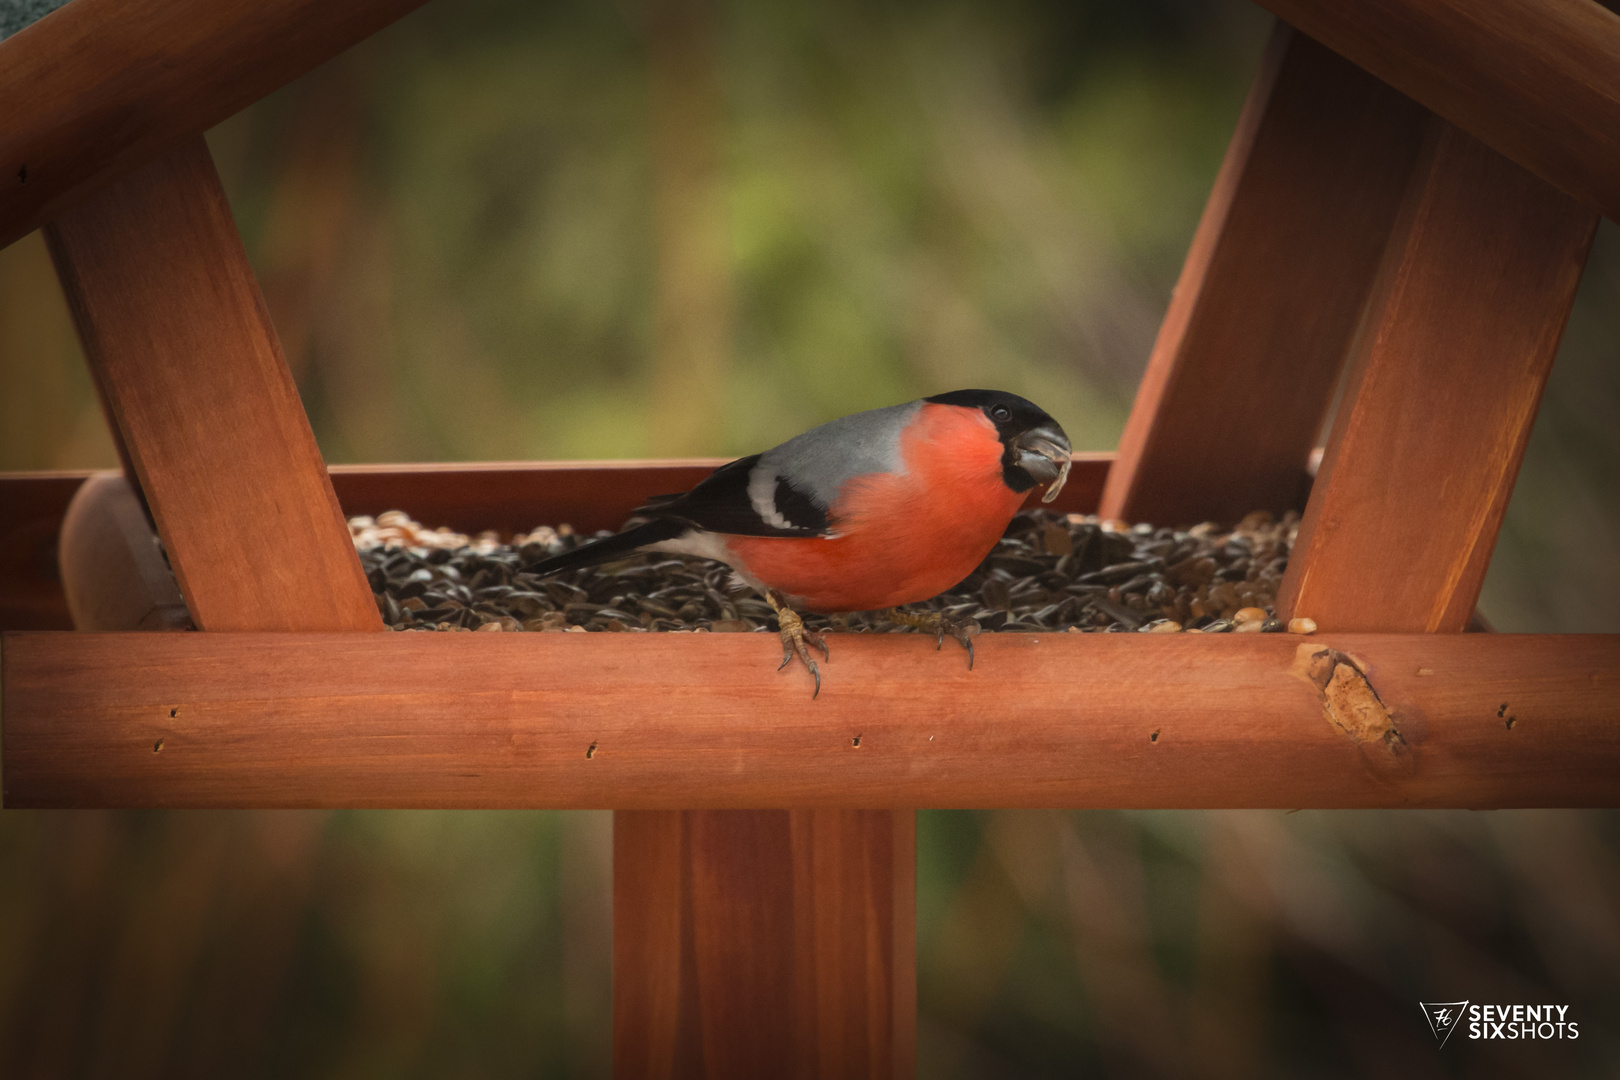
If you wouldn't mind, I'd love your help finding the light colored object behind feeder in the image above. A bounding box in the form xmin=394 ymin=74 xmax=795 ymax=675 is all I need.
xmin=59 ymin=472 xmax=192 ymax=630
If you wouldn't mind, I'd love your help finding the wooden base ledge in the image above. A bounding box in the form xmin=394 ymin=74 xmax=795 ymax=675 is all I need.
xmin=3 ymin=631 xmax=1616 ymax=810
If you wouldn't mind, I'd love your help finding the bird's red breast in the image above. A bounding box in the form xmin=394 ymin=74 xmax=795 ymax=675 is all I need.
xmin=720 ymin=402 xmax=1026 ymax=612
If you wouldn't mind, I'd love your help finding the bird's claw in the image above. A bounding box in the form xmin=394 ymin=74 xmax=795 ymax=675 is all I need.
xmin=808 ymin=630 xmax=831 ymax=662
xmin=768 ymin=590 xmax=826 ymax=698
xmin=886 ymin=608 xmax=979 ymax=669
xmin=959 ymin=631 xmax=975 ymax=671
xmin=942 ymin=612 xmax=977 ymax=671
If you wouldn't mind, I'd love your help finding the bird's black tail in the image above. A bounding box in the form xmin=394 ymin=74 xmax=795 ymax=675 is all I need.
xmin=524 ymin=517 xmax=687 ymax=577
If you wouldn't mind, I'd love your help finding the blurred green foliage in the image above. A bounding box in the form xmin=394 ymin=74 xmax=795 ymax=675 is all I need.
xmin=1 ymin=0 xmax=1618 ymax=1075
xmin=0 ymin=810 xmax=611 ymax=1078
xmin=193 ymin=0 xmax=1269 ymax=463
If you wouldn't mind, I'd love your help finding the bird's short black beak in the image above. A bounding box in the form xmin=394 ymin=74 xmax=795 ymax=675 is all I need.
xmin=1014 ymin=424 xmax=1073 ymax=503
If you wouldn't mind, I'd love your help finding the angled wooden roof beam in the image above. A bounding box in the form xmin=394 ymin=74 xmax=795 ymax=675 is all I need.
xmin=1258 ymin=0 xmax=1620 ymax=223
xmin=0 ymin=0 xmax=429 ymax=252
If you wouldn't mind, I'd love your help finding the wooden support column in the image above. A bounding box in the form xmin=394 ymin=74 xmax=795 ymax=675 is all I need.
xmin=1100 ymin=23 xmax=1429 ymax=526
xmin=45 ymin=136 xmax=379 ymax=632
xmin=615 ymin=810 xmax=914 ymax=1078
xmin=1277 ymin=121 xmax=1598 ymax=631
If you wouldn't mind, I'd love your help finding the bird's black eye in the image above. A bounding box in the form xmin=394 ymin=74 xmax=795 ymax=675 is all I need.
xmin=991 ymin=404 xmax=1011 ymax=422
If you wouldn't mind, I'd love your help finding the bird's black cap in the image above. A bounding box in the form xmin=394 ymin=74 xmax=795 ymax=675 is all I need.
xmin=925 ymin=388 xmax=1058 ymax=442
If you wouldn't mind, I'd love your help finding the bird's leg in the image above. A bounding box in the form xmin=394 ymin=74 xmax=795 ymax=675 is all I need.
xmin=766 ymin=589 xmax=828 ymax=698
xmin=883 ymin=607 xmax=980 ymax=670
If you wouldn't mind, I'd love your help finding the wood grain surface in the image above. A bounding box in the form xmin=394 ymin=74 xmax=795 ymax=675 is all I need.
xmin=1278 ymin=122 xmax=1598 ymax=632
xmin=1256 ymin=0 xmax=1620 ymax=223
xmin=614 ymin=809 xmax=914 ymax=1078
xmin=44 ymin=138 xmax=380 ymax=632
xmin=1101 ymin=25 xmax=1429 ymax=527
xmin=0 ymin=471 xmax=82 ymax=630
xmin=0 ymin=0 xmax=429 ymax=251
xmin=5 ymin=630 xmax=1616 ymax=810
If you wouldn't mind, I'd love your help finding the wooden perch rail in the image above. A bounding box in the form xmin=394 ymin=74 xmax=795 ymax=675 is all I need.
xmin=4 ymin=631 xmax=1617 ymax=810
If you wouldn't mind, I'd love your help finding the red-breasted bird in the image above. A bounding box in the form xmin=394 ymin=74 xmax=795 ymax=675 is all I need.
xmin=527 ymin=389 xmax=1072 ymax=695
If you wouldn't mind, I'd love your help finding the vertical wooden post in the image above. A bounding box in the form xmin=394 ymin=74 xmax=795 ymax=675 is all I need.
xmin=1099 ymin=24 xmax=1429 ymax=526
xmin=615 ymin=810 xmax=914 ymax=1078
xmin=45 ymin=136 xmax=379 ymax=632
xmin=1277 ymin=121 xmax=1597 ymax=631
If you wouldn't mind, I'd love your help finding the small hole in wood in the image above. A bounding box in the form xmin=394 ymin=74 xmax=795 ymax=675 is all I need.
xmin=586 ymin=742 xmax=597 ymax=759
xmin=169 ymin=708 xmax=178 ymax=718
xmin=153 ymin=738 xmax=164 ymax=753
xmin=852 ymin=735 xmax=861 ymax=747
xmin=1497 ymin=703 xmax=1508 ymax=717
xmin=1150 ymin=729 xmax=1160 ymax=743
xmin=1505 ymin=716 xmax=1516 ymax=731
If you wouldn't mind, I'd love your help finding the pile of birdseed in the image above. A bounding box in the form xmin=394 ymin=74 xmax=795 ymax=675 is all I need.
xmin=353 ymin=508 xmax=1309 ymax=635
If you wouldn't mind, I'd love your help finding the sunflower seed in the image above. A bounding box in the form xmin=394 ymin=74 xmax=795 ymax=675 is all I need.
xmin=355 ymin=506 xmax=1299 ymax=636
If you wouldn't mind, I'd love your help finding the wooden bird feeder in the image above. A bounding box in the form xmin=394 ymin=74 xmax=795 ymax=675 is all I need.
xmin=2 ymin=0 xmax=1618 ymax=1074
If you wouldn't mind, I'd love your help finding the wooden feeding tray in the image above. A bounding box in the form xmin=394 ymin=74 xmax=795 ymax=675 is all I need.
xmin=3 ymin=0 xmax=1620 ymax=1074
xmin=10 ymin=453 xmax=1613 ymax=812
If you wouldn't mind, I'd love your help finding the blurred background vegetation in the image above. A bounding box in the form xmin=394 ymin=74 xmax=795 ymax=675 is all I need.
xmin=2 ymin=0 xmax=1618 ymax=1075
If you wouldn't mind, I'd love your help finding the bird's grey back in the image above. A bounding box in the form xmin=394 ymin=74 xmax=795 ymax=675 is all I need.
xmin=757 ymin=400 xmax=922 ymax=507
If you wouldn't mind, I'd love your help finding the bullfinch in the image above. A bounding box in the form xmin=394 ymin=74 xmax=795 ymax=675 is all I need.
xmin=527 ymin=389 xmax=1072 ymax=695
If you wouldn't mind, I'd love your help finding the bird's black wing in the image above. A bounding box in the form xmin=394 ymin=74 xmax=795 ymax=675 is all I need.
xmin=523 ymin=517 xmax=688 ymax=577
xmin=526 ymin=455 xmax=832 ymax=578
xmin=638 ymin=454 xmax=830 ymax=537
